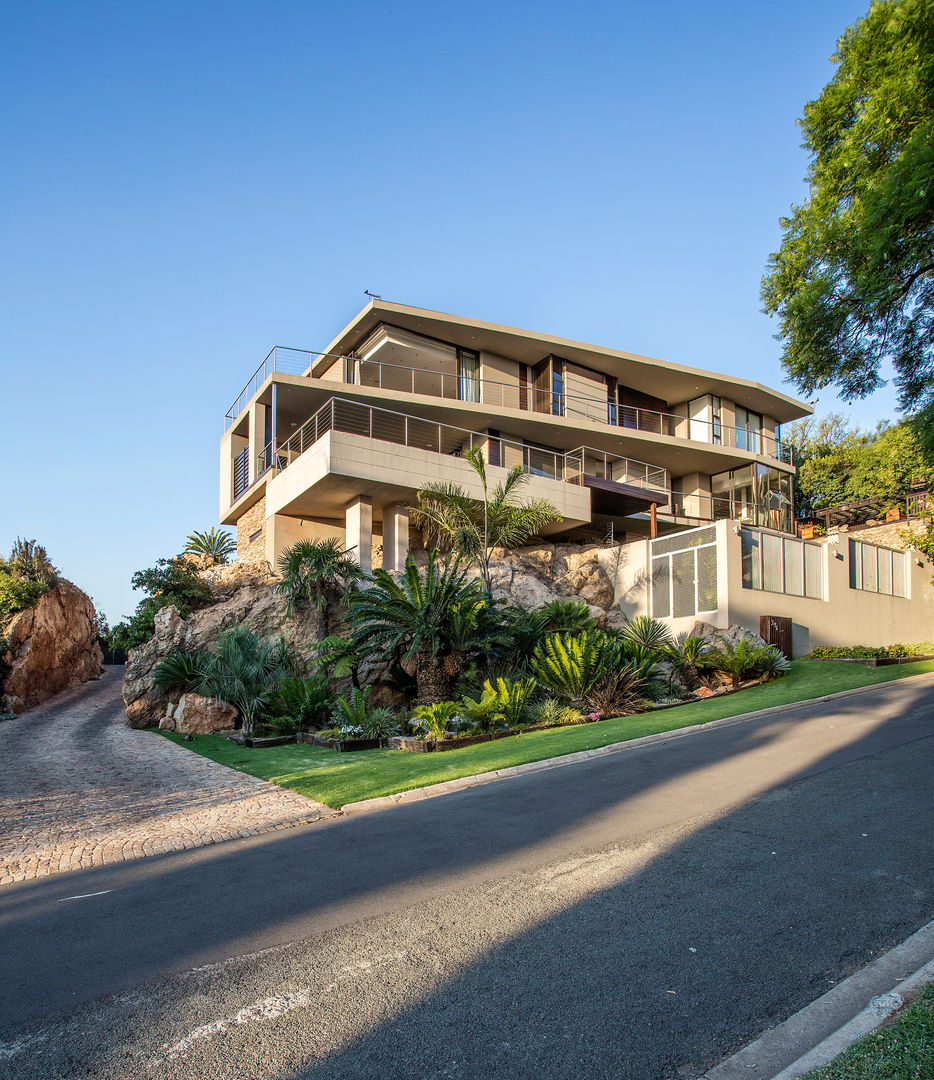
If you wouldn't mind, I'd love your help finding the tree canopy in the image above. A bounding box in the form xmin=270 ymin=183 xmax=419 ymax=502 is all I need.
xmin=762 ymin=0 xmax=934 ymax=433
xmin=784 ymin=413 xmax=934 ymax=515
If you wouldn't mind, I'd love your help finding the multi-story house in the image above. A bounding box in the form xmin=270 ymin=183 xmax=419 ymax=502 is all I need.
xmin=220 ymin=300 xmax=810 ymax=572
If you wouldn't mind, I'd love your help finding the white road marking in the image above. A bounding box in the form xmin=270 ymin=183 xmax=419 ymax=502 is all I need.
xmin=57 ymin=890 xmax=112 ymax=902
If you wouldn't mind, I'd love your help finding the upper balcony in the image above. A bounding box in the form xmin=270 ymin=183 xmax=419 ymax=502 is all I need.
xmin=226 ymin=346 xmax=794 ymax=466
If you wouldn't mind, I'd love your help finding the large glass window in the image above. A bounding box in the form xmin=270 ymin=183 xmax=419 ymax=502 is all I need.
xmin=742 ymin=527 xmax=823 ymax=598
xmin=734 ymin=406 xmax=762 ymax=453
xmin=457 ymin=348 xmax=480 ymax=403
xmin=711 ymin=465 xmax=794 ymax=533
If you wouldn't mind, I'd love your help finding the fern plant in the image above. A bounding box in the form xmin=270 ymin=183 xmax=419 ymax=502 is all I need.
xmin=268 ymin=676 xmax=332 ymax=730
xmin=530 ymin=630 xmax=615 ymax=704
xmin=331 ymin=687 xmax=372 ymax=728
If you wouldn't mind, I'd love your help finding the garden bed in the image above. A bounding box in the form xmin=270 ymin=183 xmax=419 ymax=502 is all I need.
xmin=226 ymin=733 xmax=296 ymax=748
xmin=300 ymin=732 xmax=383 ymax=752
xmin=389 ymin=732 xmax=514 ymax=752
xmin=811 ymin=653 xmax=933 ymax=667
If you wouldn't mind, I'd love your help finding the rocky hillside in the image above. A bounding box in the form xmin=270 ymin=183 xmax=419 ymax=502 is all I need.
xmin=2 ymin=582 xmax=104 ymax=714
xmin=123 ymin=544 xmax=623 ymax=729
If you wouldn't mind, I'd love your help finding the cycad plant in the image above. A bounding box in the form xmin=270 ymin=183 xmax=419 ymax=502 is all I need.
xmin=268 ymin=675 xmax=333 ymax=730
xmin=709 ymin=638 xmax=765 ymax=690
xmin=411 ymin=700 xmax=461 ymax=739
xmin=152 ymin=649 xmax=209 ymax=694
xmin=197 ymin=627 xmax=293 ymax=737
xmin=408 ymin=445 xmax=561 ymax=594
xmin=662 ymin=634 xmax=714 ymax=691
xmin=276 ymin=538 xmax=363 ymax=639
xmin=530 ymin=630 xmax=615 ymax=705
xmin=460 ymin=676 xmax=536 ymax=730
xmin=183 ymin=528 xmax=235 ymax=566
xmin=347 ymin=551 xmax=502 ymax=704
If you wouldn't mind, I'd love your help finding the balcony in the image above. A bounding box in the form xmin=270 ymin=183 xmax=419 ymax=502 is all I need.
xmin=231 ymin=397 xmax=670 ymax=506
xmin=226 ymin=349 xmax=793 ymax=465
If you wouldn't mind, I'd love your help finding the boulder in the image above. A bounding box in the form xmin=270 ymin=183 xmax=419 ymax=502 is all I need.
xmin=690 ymin=621 xmax=769 ymax=650
xmin=158 ymin=692 xmax=237 ymax=734
xmin=1 ymin=582 xmax=103 ymax=714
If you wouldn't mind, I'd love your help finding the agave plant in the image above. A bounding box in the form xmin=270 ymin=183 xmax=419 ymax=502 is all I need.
xmin=620 ymin=614 xmax=672 ymax=653
xmin=276 ymin=538 xmax=363 ymax=638
xmin=184 ymin=528 xmax=236 ymax=566
xmin=197 ymin=627 xmax=293 ymax=737
xmin=152 ymin=649 xmax=208 ymax=694
xmin=754 ymin=645 xmax=791 ymax=680
xmin=530 ymin=630 xmax=616 ymax=705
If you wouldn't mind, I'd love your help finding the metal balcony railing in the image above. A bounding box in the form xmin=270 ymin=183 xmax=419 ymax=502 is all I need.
xmin=226 ymin=350 xmax=792 ymax=464
xmin=241 ymin=397 xmax=669 ymax=499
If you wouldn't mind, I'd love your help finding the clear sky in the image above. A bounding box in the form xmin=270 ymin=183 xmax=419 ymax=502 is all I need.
xmin=1 ymin=0 xmax=893 ymax=625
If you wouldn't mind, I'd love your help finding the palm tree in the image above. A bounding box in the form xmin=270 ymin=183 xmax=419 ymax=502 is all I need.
xmin=183 ymin=528 xmax=236 ymax=566
xmin=276 ymin=538 xmax=363 ymax=640
xmin=197 ymin=627 xmax=293 ymax=738
xmin=347 ymin=550 xmax=502 ymax=704
xmin=408 ymin=445 xmax=561 ymax=594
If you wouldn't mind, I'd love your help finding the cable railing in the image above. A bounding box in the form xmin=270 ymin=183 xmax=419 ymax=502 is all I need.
xmin=227 ymin=351 xmax=792 ymax=464
xmin=258 ymin=397 xmax=670 ymax=497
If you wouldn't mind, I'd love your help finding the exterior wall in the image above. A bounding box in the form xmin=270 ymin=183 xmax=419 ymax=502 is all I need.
xmin=672 ymin=472 xmax=712 ymax=519
xmin=264 ymin=515 xmax=346 ymax=569
xmin=236 ymin=495 xmax=267 ymax=565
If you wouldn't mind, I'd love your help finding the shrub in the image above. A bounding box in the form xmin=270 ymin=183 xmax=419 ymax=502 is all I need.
xmin=411 ymin=701 xmax=462 ymax=739
xmin=152 ymin=649 xmax=209 ymax=694
xmin=318 ymin=725 xmax=365 ymax=740
xmin=0 ymin=575 xmax=44 ymax=625
xmin=708 ymin=638 xmax=768 ymax=690
xmin=662 ymin=634 xmax=715 ymax=691
xmin=620 ymin=614 xmax=672 ymax=653
xmin=754 ymin=646 xmax=791 ymax=679
xmin=0 ymin=538 xmax=60 ymax=625
xmin=530 ymin=630 xmax=615 ymax=704
xmin=459 ymin=676 xmax=536 ymax=731
xmin=360 ymin=707 xmax=401 ymax=741
xmin=584 ymin=666 xmax=649 ymax=717
xmin=267 ymin=676 xmax=333 ymax=730
xmin=111 ymin=557 xmax=214 ymax=650
xmin=197 ymin=627 xmax=293 ymax=737
xmin=532 ymin=699 xmax=587 ymax=728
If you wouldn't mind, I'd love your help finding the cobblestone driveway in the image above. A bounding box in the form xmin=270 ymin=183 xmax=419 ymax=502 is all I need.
xmin=0 ymin=668 xmax=331 ymax=884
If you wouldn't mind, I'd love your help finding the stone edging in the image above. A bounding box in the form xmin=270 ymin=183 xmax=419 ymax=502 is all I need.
xmin=339 ymin=670 xmax=934 ymax=816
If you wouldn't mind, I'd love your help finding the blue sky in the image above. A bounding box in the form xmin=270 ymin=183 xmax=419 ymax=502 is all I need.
xmin=1 ymin=0 xmax=890 ymax=624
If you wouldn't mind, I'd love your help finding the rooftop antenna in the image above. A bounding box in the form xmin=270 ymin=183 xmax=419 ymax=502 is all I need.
xmin=364 ymin=289 xmax=382 ymax=300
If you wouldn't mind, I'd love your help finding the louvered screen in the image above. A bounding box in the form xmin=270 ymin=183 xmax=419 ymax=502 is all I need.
xmin=783 ymin=538 xmax=803 ymax=596
xmin=741 ymin=529 xmax=762 ymax=590
xmin=861 ymin=543 xmax=878 ymax=592
xmin=697 ymin=544 xmax=718 ymax=612
xmin=804 ymin=543 xmax=823 ymax=598
xmin=878 ymin=547 xmax=893 ymax=595
xmin=651 ymin=556 xmax=671 ymax=618
xmin=893 ymin=552 xmax=908 ymax=597
xmin=651 ymin=526 xmax=716 ymax=556
xmin=762 ymin=533 xmax=783 ymax=593
xmin=671 ymin=550 xmax=696 ymax=618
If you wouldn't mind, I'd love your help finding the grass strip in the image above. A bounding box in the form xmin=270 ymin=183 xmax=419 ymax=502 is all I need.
xmin=159 ymin=658 xmax=934 ymax=809
xmin=801 ymin=982 xmax=934 ymax=1079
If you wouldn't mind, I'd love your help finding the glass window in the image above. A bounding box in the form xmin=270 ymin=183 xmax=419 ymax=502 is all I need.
xmin=457 ymin=348 xmax=480 ymax=403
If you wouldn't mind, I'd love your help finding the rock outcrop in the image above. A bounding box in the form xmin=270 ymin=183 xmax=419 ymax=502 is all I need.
xmin=1 ymin=582 xmax=103 ymax=714
xmin=122 ymin=543 xmax=628 ymax=728
xmin=157 ymin=692 xmax=237 ymax=734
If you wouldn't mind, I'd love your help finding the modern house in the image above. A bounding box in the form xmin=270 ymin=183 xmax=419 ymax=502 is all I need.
xmin=221 ymin=300 xmax=809 ymax=573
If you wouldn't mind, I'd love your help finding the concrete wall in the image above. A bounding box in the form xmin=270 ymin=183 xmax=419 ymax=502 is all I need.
xmin=608 ymin=520 xmax=934 ymax=654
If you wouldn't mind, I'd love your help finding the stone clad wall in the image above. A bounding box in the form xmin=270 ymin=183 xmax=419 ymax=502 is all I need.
xmin=236 ymin=496 xmax=267 ymax=564
xmin=845 ymin=518 xmax=926 ymax=550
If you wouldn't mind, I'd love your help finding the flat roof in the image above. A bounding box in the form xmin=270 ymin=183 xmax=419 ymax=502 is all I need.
xmin=314 ymin=300 xmax=812 ymax=424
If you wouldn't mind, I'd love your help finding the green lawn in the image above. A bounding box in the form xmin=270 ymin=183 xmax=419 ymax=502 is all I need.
xmin=801 ymin=983 xmax=934 ymax=1079
xmin=159 ymin=658 xmax=934 ymax=809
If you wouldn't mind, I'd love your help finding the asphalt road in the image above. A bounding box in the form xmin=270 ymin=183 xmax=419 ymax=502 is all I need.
xmin=2 ymin=674 xmax=933 ymax=1080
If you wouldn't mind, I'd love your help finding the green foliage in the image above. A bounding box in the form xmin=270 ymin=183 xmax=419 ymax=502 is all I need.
xmin=532 ymin=699 xmax=587 ymax=727
xmin=329 ymin=688 xmax=400 ymax=742
xmin=809 ymin=642 xmax=930 ymax=658
xmin=620 ymin=615 xmax=672 ymax=653
xmin=0 ymin=538 xmax=59 ymax=624
xmin=111 ymin=557 xmax=214 ymax=650
xmin=504 ymin=599 xmax=598 ymax=665
xmin=152 ymin=649 xmax=208 ymax=693
xmin=662 ymin=634 xmax=715 ymax=691
xmin=409 ymin=444 xmax=561 ymax=593
xmin=583 ymin=666 xmax=649 ymax=717
xmin=360 ymin=707 xmax=402 ymax=741
xmin=459 ymin=676 xmax=536 ymax=731
xmin=785 ymin=416 xmax=934 ymax=516
xmin=184 ymin=528 xmax=235 ymax=565
xmin=708 ymin=639 xmax=777 ymax=689
xmin=197 ymin=626 xmax=293 ymax=737
xmin=755 ymin=646 xmax=792 ymax=679
xmin=530 ymin=630 xmax=616 ymax=704
xmin=411 ymin=700 xmax=461 ymax=739
xmin=348 ymin=551 xmax=505 ymax=704
xmin=267 ymin=676 xmax=333 ymax=730
xmin=331 ymin=686 xmax=372 ymax=728
xmin=761 ymin=0 xmax=934 ymax=434
xmin=275 ymin=539 xmax=362 ymax=637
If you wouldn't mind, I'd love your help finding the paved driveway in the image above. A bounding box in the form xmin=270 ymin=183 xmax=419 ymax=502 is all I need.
xmin=0 ymin=667 xmax=329 ymax=883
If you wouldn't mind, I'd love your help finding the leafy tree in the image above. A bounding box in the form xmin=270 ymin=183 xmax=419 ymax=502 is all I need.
xmin=111 ymin=557 xmax=214 ymax=650
xmin=762 ymin=0 xmax=934 ymax=436
xmin=184 ymin=528 xmax=236 ymax=566
xmin=409 ymin=445 xmax=561 ymax=594
xmin=347 ymin=551 xmax=504 ymax=704
xmin=276 ymin=538 xmax=362 ymax=640
xmin=0 ymin=539 xmax=60 ymax=624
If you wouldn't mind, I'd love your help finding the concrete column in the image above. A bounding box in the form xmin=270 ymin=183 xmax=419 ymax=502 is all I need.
xmin=346 ymin=497 xmax=373 ymax=574
xmin=248 ymin=401 xmax=266 ymax=482
xmin=382 ymin=503 xmax=409 ymax=572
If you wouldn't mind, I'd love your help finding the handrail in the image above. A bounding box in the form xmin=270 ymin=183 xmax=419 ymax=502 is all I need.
xmin=268 ymin=397 xmax=669 ymax=496
xmin=226 ymin=351 xmax=792 ymax=463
